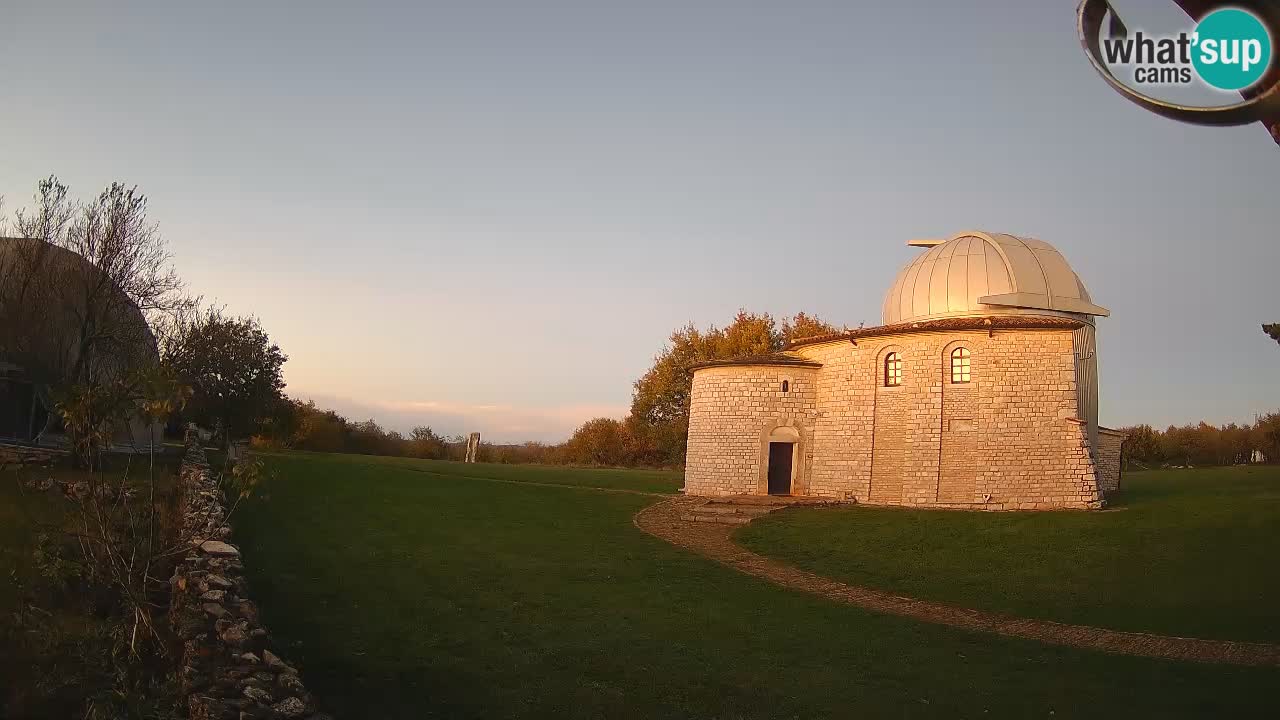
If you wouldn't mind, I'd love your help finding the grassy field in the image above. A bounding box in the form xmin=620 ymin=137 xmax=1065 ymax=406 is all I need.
xmin=739 ymin=466 xmax=1280 ymax=644
xmin=253 ymin=450 xmax=685 ymax=494
xmin=232 ymin=452 xmax=1277 ymax=719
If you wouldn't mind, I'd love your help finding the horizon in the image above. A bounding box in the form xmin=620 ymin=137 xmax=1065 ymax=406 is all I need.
xmin=5 ymin=0 xmax=1278 ymax=443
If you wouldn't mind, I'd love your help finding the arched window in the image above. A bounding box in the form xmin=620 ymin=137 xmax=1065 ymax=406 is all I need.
xmin=781 ymin=380 xmax=789 ymax=393
xmin=884 ymin=352 xmax=902 ymax=387
xmin=951 ymin=347 xmax=971 ymax=383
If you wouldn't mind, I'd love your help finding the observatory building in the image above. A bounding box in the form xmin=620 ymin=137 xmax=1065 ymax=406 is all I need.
xmin=684 ymin=231 xmax=1125 ymax=510
xmin=0 ymin=236 xmax=162 ymax=449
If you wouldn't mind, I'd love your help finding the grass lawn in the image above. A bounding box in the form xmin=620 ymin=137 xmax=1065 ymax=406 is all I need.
xmin=233 ymin=452 xmax=1277 ymax=719
xmin=253 ymin=450 xmax=684 ymax=494
xmin=739 ymin=466 xmax=1280 ymax=644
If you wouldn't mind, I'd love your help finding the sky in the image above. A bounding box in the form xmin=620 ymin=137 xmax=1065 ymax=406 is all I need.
xmin=2 ymin=0 xmax=1277 ymax=442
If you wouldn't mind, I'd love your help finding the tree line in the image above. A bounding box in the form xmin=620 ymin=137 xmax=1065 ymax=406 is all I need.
xmin=1117 ymin=414 xmax=1280 ymax=468
xmin=248 ymin=399 xmax=610 ymax=465
xmin=245 ymin=310 xmax=843 ymax=466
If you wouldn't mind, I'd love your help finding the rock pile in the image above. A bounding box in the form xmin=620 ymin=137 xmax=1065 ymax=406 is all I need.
xmin=169 ymin=443 xmax=329 ymax=720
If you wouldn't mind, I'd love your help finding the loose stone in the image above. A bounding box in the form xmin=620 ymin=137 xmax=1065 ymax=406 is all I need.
xmin=273 ymin=696 xmax=308 ymax=718
xmin=199 ymin=540 xmax=241 ymax=557
xmin=203 ymin=603 xmax=230 ymax=619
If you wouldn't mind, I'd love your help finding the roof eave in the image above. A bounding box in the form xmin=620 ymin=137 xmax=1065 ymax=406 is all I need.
xmin=687 ymin=356 xmax=824 ymax=373
xmin=783 ymin=315 xmax=1087 ymax=350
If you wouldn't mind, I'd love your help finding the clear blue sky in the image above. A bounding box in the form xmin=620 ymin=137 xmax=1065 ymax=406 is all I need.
xmin=3 ymin=0 xmax=1277 ymax=441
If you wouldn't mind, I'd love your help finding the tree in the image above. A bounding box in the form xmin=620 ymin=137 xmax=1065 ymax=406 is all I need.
xmin=346 ymin=418 xmax=407 ymax=456
xmin=290 ymin=399 xmax=348 ymax=452
xmin=1117 ymin=424 xmax=1161 ymax=467
xmin=163 ymin=307 xmax=287 ymax=443
xmin=250 ymin=394 xmax=303 ymax=448
xmin=1219 ymin=423 xmax=1254 ymax=466
xmin=563 ymin=417 xmax=635 ymax=466
xmin=12 ymin=178 xmax=183 ymax=382
xmin=781 ymin=311 xmax=842 ymax=344
xmin=1254 ymin=412 xmax=1280 ymax=463
xmin=407 ymin=426 xmax=448 ymax=459
xmin=630 ymin=310 xmax=840 ymax=466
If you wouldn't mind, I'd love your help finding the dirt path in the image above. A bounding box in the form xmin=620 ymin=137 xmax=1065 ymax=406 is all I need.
xmin=634 ymin=496 xmax=1280 ymax=668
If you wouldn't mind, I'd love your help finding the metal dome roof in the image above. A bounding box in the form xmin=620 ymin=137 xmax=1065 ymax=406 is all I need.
xmin=0 ymin=236 xmax=157 ymax=383
xmin=881 ymin=231 xmax=1109 ymax=326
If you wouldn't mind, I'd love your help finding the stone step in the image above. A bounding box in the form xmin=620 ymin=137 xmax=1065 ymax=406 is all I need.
xmin=689 ymin=505 xmax=776 ymax=516
xmin=704 ymin=494 xmax=833 ymax=507
xmin=679 ymin=513 xmax=753 ymax=525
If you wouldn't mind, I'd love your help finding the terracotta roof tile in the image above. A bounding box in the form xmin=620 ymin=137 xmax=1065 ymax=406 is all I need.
xmin=688 ymin=352 xmax=823 ymax=372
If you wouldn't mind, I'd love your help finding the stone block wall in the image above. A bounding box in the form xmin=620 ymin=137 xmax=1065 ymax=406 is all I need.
xmin=869 ymin=370 xmax=910 ymax=503
xmin=684 ymin=365 xmax=818 ymax=495
xmin=169 ymin=443 xmax=329 ymax=720
xmin=1096 ymin=427 xmax=1127 ymax=494
xmin=939 ymin=365 xmax=980 ymax=504
xmin=685 ymin=326 xmax=1105 ymax=510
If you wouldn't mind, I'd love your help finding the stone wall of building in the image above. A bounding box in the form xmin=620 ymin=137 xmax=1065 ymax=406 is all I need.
xmin=939 ymin=347 xmax=981 ymax=504
xmin=806 ymin=328 xmax=1101 ymax=510
xmin=686 ymin=326 xmax=1105 ymax=510
xmin=169 ymin=443 xmax=329 ymax=720
xmin=684 ymin=365 xmax=818 ymax=496
xmin=1096 ymin=427 xmax=1127 ymax=494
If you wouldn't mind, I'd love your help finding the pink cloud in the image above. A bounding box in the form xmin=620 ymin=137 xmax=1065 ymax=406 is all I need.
xmin=289 ymin=390 xmax=628 ymax=444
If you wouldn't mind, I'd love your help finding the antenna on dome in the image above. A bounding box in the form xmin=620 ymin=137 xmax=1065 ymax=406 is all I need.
xmin=906 ymin=237 xmax=946 ymax=248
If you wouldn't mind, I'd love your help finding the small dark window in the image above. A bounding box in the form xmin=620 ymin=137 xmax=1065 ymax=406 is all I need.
xmin=781 ymin=380 xmax=789 ymax=393
xmin=951 ymin=348 xmax=971 ymax=383
xmin=884 ymin=352 xmax=902 ymax=387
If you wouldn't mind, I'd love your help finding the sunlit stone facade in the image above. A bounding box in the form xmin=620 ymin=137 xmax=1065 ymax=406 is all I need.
xmin=684 ymin=232 xmax=1125 ymax=510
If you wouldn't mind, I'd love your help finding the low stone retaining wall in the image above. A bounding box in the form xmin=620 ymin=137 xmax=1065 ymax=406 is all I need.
xmin=0 ymin=441 xmax=66 ymax=467
xmin=169 ymin=443 xmax=328 ymax=720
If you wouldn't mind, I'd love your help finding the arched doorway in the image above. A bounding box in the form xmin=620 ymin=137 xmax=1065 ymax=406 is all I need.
xmin=765 ymin=425 xmax=800 ymax=496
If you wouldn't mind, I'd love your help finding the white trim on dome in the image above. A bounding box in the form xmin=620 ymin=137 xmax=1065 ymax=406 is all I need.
xmin=979 ymin=292 xmax=1110 ymax=317
xmin=906 ymin=237 xmax=946 ymax=247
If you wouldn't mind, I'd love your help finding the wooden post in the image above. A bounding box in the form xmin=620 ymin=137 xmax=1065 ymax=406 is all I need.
xmin=465 ymin=432 xmax=480 ymax=463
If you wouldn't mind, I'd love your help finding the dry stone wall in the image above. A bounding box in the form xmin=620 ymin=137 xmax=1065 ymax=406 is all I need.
xmin=0 ymin=442 xmax=65 ymax=467
xmin=169 ymin=443 xmax=329 ymax=720
xmin=686 ymin=327 xmax=1106 ymax=510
